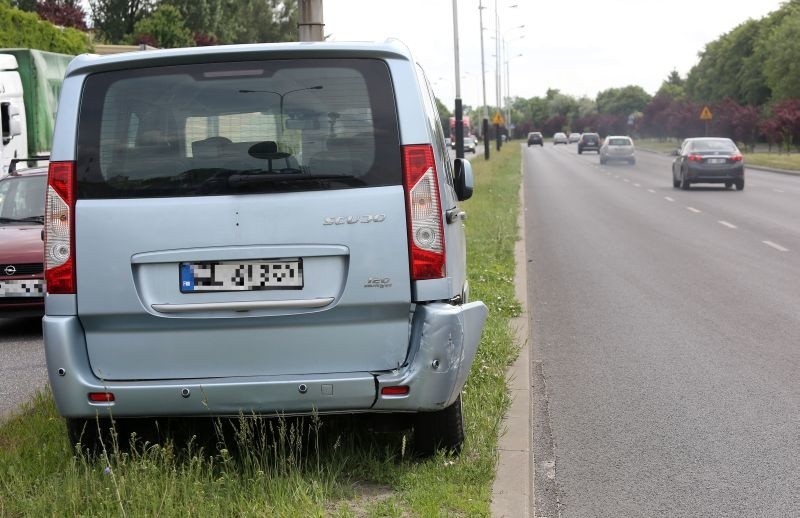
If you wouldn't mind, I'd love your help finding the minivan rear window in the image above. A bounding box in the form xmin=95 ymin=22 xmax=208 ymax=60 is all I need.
xmin=76 ymin=58 xmax=401 ymax=199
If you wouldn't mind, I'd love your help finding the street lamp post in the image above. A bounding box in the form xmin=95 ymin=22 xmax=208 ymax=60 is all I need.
xmin=238 ymin=85 xmax=323 ymax=139
xmin=494 ymin=0 xmax=502 ymax=152
xmin=452 ymin=0 xmax=464 ymax=159
xmin=478 ymin=0 xmax=489 ymax=160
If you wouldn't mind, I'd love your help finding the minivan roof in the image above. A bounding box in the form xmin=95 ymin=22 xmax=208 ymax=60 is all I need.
xmin=66 ymin=40 xmax=415 ymax=77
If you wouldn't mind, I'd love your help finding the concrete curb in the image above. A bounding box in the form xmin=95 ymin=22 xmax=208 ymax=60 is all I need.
xmin=491 ymin=166 xmax=532 ymax=517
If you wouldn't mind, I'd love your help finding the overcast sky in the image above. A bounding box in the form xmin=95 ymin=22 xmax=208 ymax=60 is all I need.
xmin=324 ymin=0 xmax=786 ymax=107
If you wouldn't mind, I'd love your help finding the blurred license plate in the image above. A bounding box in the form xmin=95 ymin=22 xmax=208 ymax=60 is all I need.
xmin=180 ymin=259 xmax=303 ymax=292
xmin=708 ymin=158 xmax=726 ymax=164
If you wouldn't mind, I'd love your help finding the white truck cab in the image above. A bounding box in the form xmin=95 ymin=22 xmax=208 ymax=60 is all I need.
xmin=0 ymin=54 xmax=28 ymax=175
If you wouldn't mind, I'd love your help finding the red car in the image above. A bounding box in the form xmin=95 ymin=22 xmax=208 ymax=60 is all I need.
xmin=0 ymin=162 xmax=47 ymax=317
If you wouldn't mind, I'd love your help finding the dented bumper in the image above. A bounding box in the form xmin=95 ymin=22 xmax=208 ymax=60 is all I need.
xmin=373 ymin=301 xmax=489 ymax=411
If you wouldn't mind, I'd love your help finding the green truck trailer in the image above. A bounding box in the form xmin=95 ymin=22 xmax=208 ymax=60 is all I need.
xmin=0 ymin=48 xmax=73 ymax=174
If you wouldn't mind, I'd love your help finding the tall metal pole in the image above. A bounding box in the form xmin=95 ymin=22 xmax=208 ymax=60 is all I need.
xmin=494 ymin=0 xmax=502 ymax=151
xmin=506 ymin=51 xmax=511 ymax=138
xmin=452 ymin=0 xmax=464 ymax=159
xmin=298 ymin=0 xmax=324 ymax=42
xmin=479 ymin=0 xmax=489 ymax=159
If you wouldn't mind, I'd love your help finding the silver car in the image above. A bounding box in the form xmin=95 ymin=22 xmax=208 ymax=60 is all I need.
xmin=43 ymin=41 xmax=487 ymax=455
xmin=600 ymin=136 xmax=636 ymax=165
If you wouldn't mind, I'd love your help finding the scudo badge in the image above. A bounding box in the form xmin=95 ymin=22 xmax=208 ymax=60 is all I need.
xmin=323 ymin=214 xmax=386 ymax=225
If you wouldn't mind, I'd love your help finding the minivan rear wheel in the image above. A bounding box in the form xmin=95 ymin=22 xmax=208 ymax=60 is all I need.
xmin=412 ymin=394 xmax=465 ymax=457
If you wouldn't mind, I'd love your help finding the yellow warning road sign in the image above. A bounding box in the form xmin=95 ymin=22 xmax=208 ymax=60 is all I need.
xmin=492 ymin=112 xmax=505 ymax=125
xmin=700 ymin=106 xmax=713 ymax=120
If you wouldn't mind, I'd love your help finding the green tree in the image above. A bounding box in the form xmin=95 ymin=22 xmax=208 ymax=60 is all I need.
xmin=132 ymin=4 xmax=192 ymax=48
xmin=89 ymin=0 xmax=153 ymax=44
xmin=162 ymin=0 xmax=224 ymax=44
xmin=656 ymin=70 xmax=685 ymax=101
xmin=762 ymin=8 xmax=800 ymax=101
xmin=222 ymin=0 xmax=298 ymax=44
xmin=596 ymin=85 xmax=651 ymax=116
xmin=10 ymin=0 xmax=37 ymax=12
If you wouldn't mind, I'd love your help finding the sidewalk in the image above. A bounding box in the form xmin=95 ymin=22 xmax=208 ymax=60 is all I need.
xmin=491 ymin=175 xmax=532 ymax=517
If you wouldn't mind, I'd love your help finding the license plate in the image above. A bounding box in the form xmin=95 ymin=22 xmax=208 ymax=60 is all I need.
xmin=180 ymin=259 xmax=303 ymax=292
xmin=707 ymin=158 xmax=726 ymax=164
xmin=0 ymin=279 xmax=45 ymax=297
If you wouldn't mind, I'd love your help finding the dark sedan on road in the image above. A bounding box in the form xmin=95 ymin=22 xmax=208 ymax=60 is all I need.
xmin=577 ymin=132 xmax=600 ymax=154
xmin=672 ymin=137 xmax=744 ymax=190
xmin=527 ymin=131 xmax=543 ymax=147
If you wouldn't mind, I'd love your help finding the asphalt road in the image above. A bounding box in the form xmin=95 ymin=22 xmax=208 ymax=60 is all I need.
xmin=0 ymin=316 xmax=47 ymax=421
xmin=523 ymin=144 xmax=800 ymax=517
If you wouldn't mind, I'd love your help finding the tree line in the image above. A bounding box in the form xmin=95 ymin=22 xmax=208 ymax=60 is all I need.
xmin=454 ymin=0 xmax=800 ymax=151
xmin=9 ymin=0 xmax=297 ymax=48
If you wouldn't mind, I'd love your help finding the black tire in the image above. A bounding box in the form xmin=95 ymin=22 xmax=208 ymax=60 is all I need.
xmin=724 ymin=181 xmax=732 ymax=189
xmin=673 ymin=175 xmax=680 ymax=188
xmin=578 ymin=148 xmax=583 ymax=154
xmin=734 ymin=178 xmax=745 ymax=190
xmin=680 ymin=169 xmax=690 ymax=190
xmin=412 ymin=394 xmax=465 ymax=457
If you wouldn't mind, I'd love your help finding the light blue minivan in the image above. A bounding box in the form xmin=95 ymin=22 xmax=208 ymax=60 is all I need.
xmin=43 ymin=41 xmax=487 ymax=455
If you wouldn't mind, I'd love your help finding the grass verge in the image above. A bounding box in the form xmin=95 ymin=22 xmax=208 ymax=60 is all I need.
xmin=636 ymin=138 xmax=800 ymax=171
xmin=0 ymin=145 xmax=522 ymax=517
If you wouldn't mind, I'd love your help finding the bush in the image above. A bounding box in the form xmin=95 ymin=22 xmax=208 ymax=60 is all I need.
xmin=0 ymin=3 xmax=90 ymax=54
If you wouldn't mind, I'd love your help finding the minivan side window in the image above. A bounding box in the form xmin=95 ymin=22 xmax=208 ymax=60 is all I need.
xmin=76 ymin=59 xmax=402 ymax=199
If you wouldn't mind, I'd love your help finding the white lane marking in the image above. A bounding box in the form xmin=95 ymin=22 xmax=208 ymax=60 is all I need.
xmin=665 ymin=196 xmax=675 ymax=202
xmin=634 ymin=183 xmax=641 ymax=187
xmin=647 ymin=189 xmax=656 ymax=193
xmin=687 ymin=207 xmax=702 ymax=213
xmin=773 ymin=189 xmax=785 ymax=193
xmin=614 ymin=175 xmax=620 ymax=179
xmin=623 ymin=178 xmax=630 ymax=183
xmin=763 ymin=240 xmax=789 ymax=252
xmin=718 ymin=220 xmax=737 ymax=229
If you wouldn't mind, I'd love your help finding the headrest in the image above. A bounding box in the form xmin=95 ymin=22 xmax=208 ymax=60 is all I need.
xmin=192 ymin=136 xmax=232 ymax=159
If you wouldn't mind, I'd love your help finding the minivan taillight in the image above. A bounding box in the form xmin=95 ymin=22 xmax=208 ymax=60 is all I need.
xmin=402 ymin=145 xmax=445 ymax=280
xmin=45 ymin=161 xmax=76 ymax=294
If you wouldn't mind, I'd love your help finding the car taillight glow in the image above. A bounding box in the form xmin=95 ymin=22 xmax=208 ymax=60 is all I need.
xmin=688 ymin=154 xmax=704 ymax=162
xmin=402 ymin=144 xmax=445 ymax=280
xmin=45 ymin=161 xmax=76 ymax=294
xmin=731 ymin=153 xmax=743 ymax=162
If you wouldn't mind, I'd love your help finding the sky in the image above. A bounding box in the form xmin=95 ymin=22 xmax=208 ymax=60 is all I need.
xmin=324 ymin=0 xmax=787 ymax=108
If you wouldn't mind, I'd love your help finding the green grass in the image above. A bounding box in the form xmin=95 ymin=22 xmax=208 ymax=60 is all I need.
xmin=0 ymin=145 xmax=523 ymax=517
xmin=742 ymin=152 xmax=800 ymax=171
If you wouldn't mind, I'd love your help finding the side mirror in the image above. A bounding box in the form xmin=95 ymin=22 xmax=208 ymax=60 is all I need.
xmin=453 ymin=157 xmax=474 ymax=201
xmin=670 ymin=149 xmax=680 ymax=156
xmin=8 ymin=104 xmax=21 ymax=137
